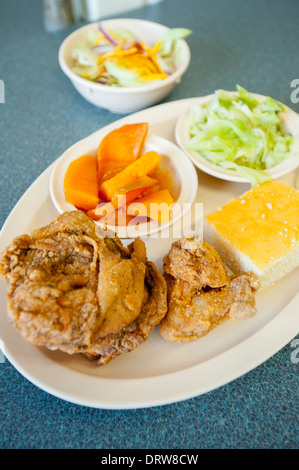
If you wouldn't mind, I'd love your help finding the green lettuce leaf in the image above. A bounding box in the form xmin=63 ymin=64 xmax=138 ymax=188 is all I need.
xmin=158 ymin=28 xmax=192 ymax=57
xmin=72 ymin=42 xmax=99 ymax=67
xmin=185 ymin=85 xmax=296 ymax=186
xmin=104 ymin=61 xmax=143 ymax=87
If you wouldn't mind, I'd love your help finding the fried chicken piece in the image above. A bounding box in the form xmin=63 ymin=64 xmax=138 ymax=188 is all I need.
xmin=0 ymin=211 xmax=167 ymax=365
xmin=163 ymin=236 xmax=230 ymax=288
xmin=159 ymin=236 xmax=260 ymax=343
xmin=85 ymin=260 xmax=168 ymax=364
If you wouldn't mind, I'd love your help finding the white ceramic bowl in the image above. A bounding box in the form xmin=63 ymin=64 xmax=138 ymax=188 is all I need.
xmin=175 ymin=92 xmax=299 ymax=183
xmin=58 ymin=18 xmax=191 ymax=114
xmin=49 ymin=128 xmax=198 ymax=239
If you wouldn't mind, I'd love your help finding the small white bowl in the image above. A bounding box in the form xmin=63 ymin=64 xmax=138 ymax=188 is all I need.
xmin=175 ymin=92 xmax=299 ymax=183
xmin=49 ymin=130 xmax=198 ymax=239
xmin=58 ymin=18 xmax=191 ymax=114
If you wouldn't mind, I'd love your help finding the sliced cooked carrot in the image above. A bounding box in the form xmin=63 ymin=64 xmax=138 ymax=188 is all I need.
xmin=94 ymin=189 xmax=145 ymax=225
xmin=98 ymin=206 xmax=130 ymax=226
xmin=93 ymin=201 xmax=115 ymax=218
xmin=97 ymin=122 xmax=149 ymax=184
xmin=86 ymin=208 xmax=102 ymax=221
xmin=108 ymin=176 xmax=157 ymax=209
xmin=96 ymin=188 xmax=154 ymax=225
xmin=99 ymin=151 xmax=161 ymax=201
xmin=127 ymin=189 xmax=173 ymax=223
xmin=111 ymin=187 xmax=148 ymax=209
xmin=64 ymin=154 xmax=99 ymax=210
xmin=117 ymin=175 xmax=157 ymax=193
xmin=86 ymin=202 xmax=113 ymax=221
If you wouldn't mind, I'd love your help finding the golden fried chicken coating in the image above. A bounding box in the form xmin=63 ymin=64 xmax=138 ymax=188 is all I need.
xmin=0 ymin=211 xmax=167 ymax=365
xmin=159 ymin=236 xmax=260 ymax=343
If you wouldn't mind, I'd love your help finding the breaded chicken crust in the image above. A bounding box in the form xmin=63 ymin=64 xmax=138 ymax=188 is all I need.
xmin=0 ymin=211 xmax=167 ymax=365
xmin=159 ymin=236 xmax=260 ymax=343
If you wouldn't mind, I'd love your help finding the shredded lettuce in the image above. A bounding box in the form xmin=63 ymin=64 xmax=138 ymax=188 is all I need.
xmin=110 ymin=27 xmax=136 ymax=43
xmin=184 ymin=85 xmax=298 ymax=186
xmin=72 ymin=42 xmax=98 ymax=67
xmin=72 ymin=65 xmax=100 ymax=81
xmin=159 ymin=28 xmax=192 ymax=58
xmin=104 ymin=61 xmax=143 ymax=87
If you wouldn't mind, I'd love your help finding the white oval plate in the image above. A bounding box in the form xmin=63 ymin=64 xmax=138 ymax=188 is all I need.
xmin=175 ymin=92 xmax=299 ymax=183
xmin=1 ymin=98 xmax=299 ymax=409
xmin=49 ymin=133 xmax=198 ymax=238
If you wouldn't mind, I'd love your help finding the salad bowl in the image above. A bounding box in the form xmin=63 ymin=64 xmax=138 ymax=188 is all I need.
xmin=58 ymin=18 xmax=191 ymax=114
xmin=175 ymin=89 xmax=299 ymax=186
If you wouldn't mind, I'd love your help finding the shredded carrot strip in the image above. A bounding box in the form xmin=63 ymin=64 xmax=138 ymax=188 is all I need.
xmin=91 ymin=33 xmax=168 ymax=83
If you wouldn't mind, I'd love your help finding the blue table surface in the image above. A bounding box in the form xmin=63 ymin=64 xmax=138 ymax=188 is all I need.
xmin=0 ymin=0 xmax=298 ymax=449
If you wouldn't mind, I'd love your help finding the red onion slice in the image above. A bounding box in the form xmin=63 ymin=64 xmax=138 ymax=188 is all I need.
xmin=98 ymin=23 xmax=118 ymax=46
xmin=92 ymin=44 xmax=114 ymax=54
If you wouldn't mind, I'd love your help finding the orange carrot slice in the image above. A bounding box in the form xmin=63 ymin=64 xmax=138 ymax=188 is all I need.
xmin=99 ymin=151 xmax=161 ymax=201
xmin=127 ymin=189 xmax=173 ymax=223
xmin=97 ymin=122 xmax=149 ymax=184
xmin=109 ymin=176 xmax=157 ymax=208
xmin=64 ymin=155 xmax=99 ymax=210
xmin=111 ymin=187 xmax=148 ymax=209
xmin=86 ymin=208 xmax=102 ymax=221
xmin=97 ymin=205 xmax=129 ymax=226
xmin=117 ymin=175 xmax=157 ymax=193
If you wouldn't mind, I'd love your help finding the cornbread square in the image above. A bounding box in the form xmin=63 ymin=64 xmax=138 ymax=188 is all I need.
xmin=204 ymin=180 xmax=299 ymax=291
